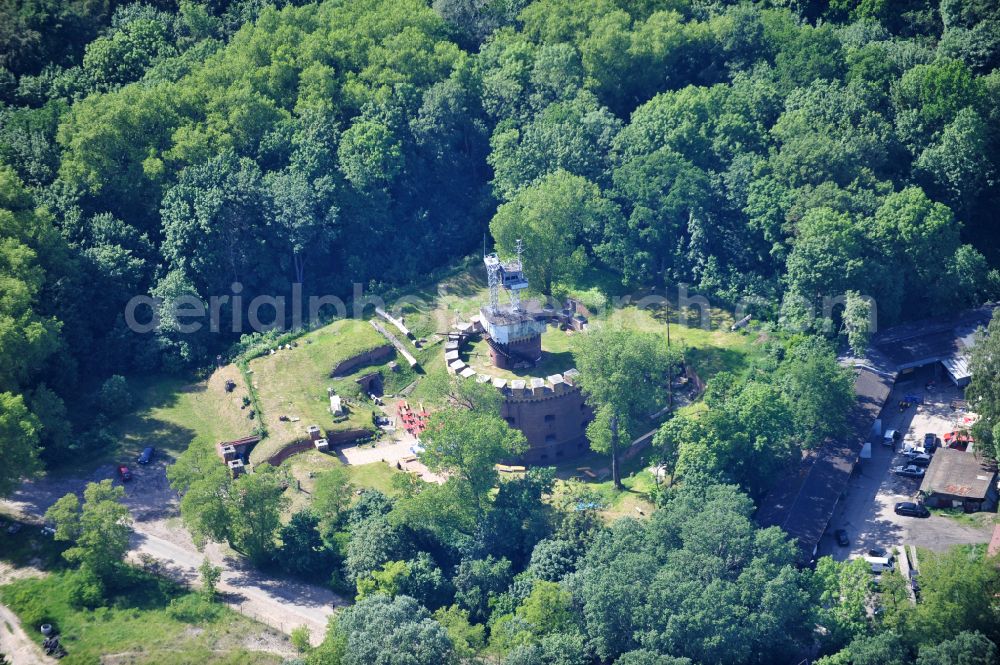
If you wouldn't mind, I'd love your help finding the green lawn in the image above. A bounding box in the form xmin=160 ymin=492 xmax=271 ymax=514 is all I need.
xmin=393 ymin=264 xmax=491 ymax=340
xmin=928 ymin=507 xmax=1000 ymax=528
xmin=281 ymin=451 xmax=404 ymax=516
xmin=402 ymin=266 xmax=757 ymax=386
xmin=248 ymin=319 xmax=385 ymax=463
xmin=550 ymin=446 xmax=662 ymax=522
xmin=604 ymin=305 xmax=759 ymax=380
xmin=0 ymin=569 xmax=285 ymax=665
xmin=464 ymin=326 xmax=581 ymax=380
xmin=75 ymin=372 xmax=252 ymax=472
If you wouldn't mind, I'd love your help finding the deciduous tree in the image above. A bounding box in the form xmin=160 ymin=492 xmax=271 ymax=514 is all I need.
xmin=45 ymin=479 xmax=132 ymax=582
xmin=574 ymin=325 xmax=679 ymax=488
xmin=490 ymin=170 xmax=619 ymax=295
xmin=420 ymin=408 xmax=526 ymax=516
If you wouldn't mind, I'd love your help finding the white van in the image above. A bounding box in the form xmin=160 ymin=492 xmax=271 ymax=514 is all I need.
xmin=863 ymin=555 xmax=895 ymax=573
xmin=882 ymin=430 xmax=901 ymax=447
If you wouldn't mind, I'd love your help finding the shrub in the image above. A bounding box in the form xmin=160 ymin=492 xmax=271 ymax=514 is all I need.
xmin=291 ymin=625 xmax=312 ymax=652
xmin=67 ymin=567 xmax=106 ymax=609
xmin=565 ymin=286 xmax=607 ymax=314
xmin=165 ymin=594 xmax=222 ymax=622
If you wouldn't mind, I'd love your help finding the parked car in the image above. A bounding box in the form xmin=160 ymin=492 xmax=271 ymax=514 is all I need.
xmin=901 ymin=446 xmax=927 ymax=458
xmin=137 ymin=446 xmax=155 ymax=465
xmin=867 ymin=546 xmax=887 ymax=558
xmin=835 ymin=529 xmax=850 ymax=546
xmin=893 ymin=465 xmax=926 ymax=478
xmin=923 ymin=433 xmax=939 ymax=451
xmin=908 ymin=453 xmax=933 ymax=467
xmin=895 ymin=501 xmax=930 ymax=517
xmin=118 ymin=465 xmax=132 ymax=482
xmin=882 ymin=429 xmax=901 ymax=447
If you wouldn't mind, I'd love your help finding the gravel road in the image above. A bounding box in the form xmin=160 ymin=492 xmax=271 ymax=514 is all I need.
xmin=3 ymin=458 xmax=346 ymax=646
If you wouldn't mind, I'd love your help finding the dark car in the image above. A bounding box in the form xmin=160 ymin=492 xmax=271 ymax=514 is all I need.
xmin=118 ymin=465 xmax=132 ymax=482
xmin=923 ymin=433 xmax=939 ymax=451
xmin=834 ymin=529 xmax=850 ymax=547
xmin=867 ymin=546 xmax=887 ymax=558
xmin=137 ymin=446 xmax=155 ymax=465
xmin=908 ymin=453 xmax=933 ymax=467
xmin=894 ymin=501 xmax=930 ymax=517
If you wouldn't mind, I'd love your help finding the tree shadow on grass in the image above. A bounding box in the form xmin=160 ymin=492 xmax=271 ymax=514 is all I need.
xmin=106 ymin=566 xmax=185 ymax=611
xmin=0 ymin=524 xmax=70 ymax=570
xmin=686 ymin=347 xmax=749 ymax=379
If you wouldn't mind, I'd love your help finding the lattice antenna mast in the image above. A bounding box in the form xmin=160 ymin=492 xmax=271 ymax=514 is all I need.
xmin=485 ymin=239 xmax=529 ymax=313
xmin=505 ymin=238 xmax=528 ymax=312
xmin=508 ymin=240 xmax=523 ymax=311
xmin=508 ymin=287 xmax=521 ymax=311
xmin=484 ymin=253 xmax=501 ymax=314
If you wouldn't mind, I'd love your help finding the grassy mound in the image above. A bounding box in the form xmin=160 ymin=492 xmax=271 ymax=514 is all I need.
xmin=248 ymin=319 xmax=386 ymax=464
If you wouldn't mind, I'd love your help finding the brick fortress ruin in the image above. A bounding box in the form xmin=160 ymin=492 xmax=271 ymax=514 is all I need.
xmin=443 ymin=243 xmax=592 ymax=464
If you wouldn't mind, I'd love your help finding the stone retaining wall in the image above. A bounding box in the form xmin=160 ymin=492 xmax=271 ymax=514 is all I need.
xmin=330 ymin=345 xmax=394 ymax=377
xmin=262 ymin=428 xmax=372 ymax=466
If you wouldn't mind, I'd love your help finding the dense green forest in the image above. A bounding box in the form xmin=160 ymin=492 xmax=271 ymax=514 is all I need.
xmin=3 ymin=0 xmax=1000 ymax=663
xmin=4 ymin=0 xmax=1000 ymax=472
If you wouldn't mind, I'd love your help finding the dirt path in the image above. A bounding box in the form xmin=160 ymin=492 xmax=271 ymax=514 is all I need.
xmin=129 ymin=521 xmax=340 ymax=643
xmin=0 ymin=602 xmax=55 ymax=665
xmin=3 ymin=459 xmax=346 ymax=647
xmin=338 ymin=416 xmax=446 ymax=483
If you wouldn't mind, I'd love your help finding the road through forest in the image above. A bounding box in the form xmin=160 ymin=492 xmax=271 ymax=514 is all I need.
xmin=2 ymin=459 xmax=346 ymax=646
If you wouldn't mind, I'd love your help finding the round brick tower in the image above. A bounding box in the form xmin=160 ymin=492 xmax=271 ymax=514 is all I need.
xmin=438 ymin=244 xmax=594 ymax=464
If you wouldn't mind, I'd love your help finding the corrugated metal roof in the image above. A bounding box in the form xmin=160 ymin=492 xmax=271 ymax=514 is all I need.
xmin=941 ymin=353 xmax=971 ymax=382
xmin=919 ymin=449 xmax=997 ymax=500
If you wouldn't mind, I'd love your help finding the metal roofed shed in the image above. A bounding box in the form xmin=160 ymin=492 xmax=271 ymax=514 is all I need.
xmin=919 ymin=448 xmax=998 ymax=512
xmin=869 ymin=304 xmax=997 ymax=387
xmin=940 ymin=354 xmax=971 ymax=386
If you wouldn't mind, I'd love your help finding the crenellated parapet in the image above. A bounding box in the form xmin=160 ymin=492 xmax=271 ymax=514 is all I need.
xmin=444 ymin=330 xmax=591 ymax=464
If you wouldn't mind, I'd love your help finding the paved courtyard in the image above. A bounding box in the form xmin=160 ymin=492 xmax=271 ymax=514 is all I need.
xmin=818 ymin=373 xmax=995 ymax=561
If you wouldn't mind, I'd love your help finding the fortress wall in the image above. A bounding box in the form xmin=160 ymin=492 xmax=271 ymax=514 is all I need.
xmin=330 ymin=344 xmax=394 ymax=377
